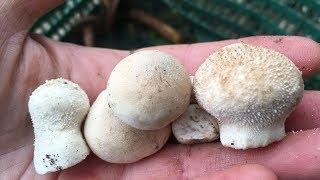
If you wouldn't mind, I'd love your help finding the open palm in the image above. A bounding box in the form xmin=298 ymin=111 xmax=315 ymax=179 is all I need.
xmin=1 ymin=1 xmax=320 ymax=179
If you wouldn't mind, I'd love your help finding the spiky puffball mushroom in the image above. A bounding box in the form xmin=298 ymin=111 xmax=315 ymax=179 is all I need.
xmin=28 ymin=78 xmax=90 ymax=174
xmin=194 ymin=43 xmax=304 ymax=149
xmin=190 ymin=76 xmax=197 ymax=104
xmin=84 ymin=90 xmax=171 ymax=163
xmin=106 ymin=50 xmax=191 ymax=130
xmin=172 ymin=104 xmax=219 ymax=144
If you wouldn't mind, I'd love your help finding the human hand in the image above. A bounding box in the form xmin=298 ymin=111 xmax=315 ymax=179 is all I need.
xmin=0 ymin=1 xmax=319 ymax=179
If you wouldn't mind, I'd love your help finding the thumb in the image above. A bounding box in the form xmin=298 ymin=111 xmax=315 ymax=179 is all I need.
xmin=0 ymin=0 xmax=63 ymax=39
xmin=196 ymin=164 xmax=278 ymax=180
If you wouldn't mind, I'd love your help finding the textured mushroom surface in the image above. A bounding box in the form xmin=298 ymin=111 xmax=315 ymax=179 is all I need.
xmin=106 ymin=50 xmax=191 ymax=130
xmin=28 ymin=78 xmax=90 ymax=174
xmin=194 ymin=43 xmax=304 ymax=149
xmin=190 ymin=76 xmax=197 ymax=104
xmin=84 ymin=90 xmax=171 ymax=163
xmin=172 ymin=104 xmax=219 ymax=144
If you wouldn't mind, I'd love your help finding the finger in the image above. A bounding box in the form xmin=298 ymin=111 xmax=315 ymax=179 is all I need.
xmin=196 ymin=164 xmax=277 ymax=180
xmin=286 ymin=91 xmax=320 ymax=131
xmin=30 ymin=36 xmax=320 ymax=129
xmin=57 ymin=129 xmax=320 ymax=180
xmin=123 ymin=129 xmax=320 ymax=180
xmin=30 ymin=35 xmax=320 ymax=100
xmin=145 ymin=36 xmax=320 ymax=77
xmin=27 ymin=35 xmax=320 ymax=134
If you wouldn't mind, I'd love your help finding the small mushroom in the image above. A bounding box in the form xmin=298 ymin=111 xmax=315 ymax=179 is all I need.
xmin=194 ymin=43 xmax=304 ymax=149
xmin=106 ymin=50 xmax=191 ymax=130
xmin=84 ymin=90 xmax=171 ymax=163
xmin=28 ymin=78 xmax=90 ymax=174
xmin=190 ymin=75 xmax=197 ymax=104
xmin=172 ymin=104 xmax=219 ymax=144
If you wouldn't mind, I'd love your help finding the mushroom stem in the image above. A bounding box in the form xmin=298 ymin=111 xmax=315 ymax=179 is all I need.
xmin=33 ymin=130 xmax=89 ymax=173
xmin=219 ymin=121 xmax=285 ymax=149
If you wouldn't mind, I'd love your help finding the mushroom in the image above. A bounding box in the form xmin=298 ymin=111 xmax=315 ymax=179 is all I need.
xmin=84 ymin=90 xmax=171 ymax=163
xmin=189 ymin=75 xmax=197 ymax=104
xmin=28 ymin=78 xmax=90 ymax=174
xmin=106 ymin=50 xmax=191 ymax=130
xmin=172 ymin=104 xmax=219 ymax=144
xmin=194 ymin=43 xmax=304 ymax=149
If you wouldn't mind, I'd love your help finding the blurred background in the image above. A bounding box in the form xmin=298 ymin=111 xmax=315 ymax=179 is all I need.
xmin=31 ymin=0 xmax=320 ymax=89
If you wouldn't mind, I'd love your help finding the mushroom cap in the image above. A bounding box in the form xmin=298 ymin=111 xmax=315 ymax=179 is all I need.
xmin=172 ymin=104 xmax=219 ymax=144
xmin=194 ymin=43 xmax=304 ymax=149
xmin=84 ymin=90 xmax=171 ymax=163
xmin=28 ymin=78 xmax=90 ymax=133
xmin=106 ymin=50 xmax=191 ymax=130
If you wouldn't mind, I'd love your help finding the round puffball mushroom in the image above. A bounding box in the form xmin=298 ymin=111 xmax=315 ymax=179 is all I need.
xmin=194 ymin=43 xmax=304 ymax=149
xmin=106 ymin=50 xmax=191 ymax=130
xmin=28 ymin=78 xmax=90 ymax=174
xmin=190 ymin=76 xmax=197 ymax=104
xmin=172 ymin=104 xmax=219 ymax=144
xmin=84 ymin=90 xmax=171 ymax=163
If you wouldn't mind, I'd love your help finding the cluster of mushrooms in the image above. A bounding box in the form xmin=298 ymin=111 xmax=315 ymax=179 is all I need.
xmin=28 ymin=43 xmax=304 ymax=174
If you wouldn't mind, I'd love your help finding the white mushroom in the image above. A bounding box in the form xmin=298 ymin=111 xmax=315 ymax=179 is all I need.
xmin=172 ymin=104 xmax=219 ymax=144
xmin=190 ymin=75 xmax=197 ymax=104
xmin=194 ymin=43 xmax=304 ymax=149
xmin=106 ymin=50 xmax=191 ymax=130
xmin=28 ymin=78 xmax=90 ymax=174
xmin=84 ymin=90 xmax=171 ymax=163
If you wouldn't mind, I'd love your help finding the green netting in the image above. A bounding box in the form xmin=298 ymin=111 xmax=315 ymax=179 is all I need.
xmin=161 ymin=0 xmax=320 ymax=40
xmin=32 ymin=0 xmax=320 ymax=90
xmin=31 ymin=0 xmax=100 ymax=41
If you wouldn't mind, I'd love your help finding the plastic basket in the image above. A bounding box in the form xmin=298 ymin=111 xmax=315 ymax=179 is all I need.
xmin=31 ymin=0 xmax=100 ymax=41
